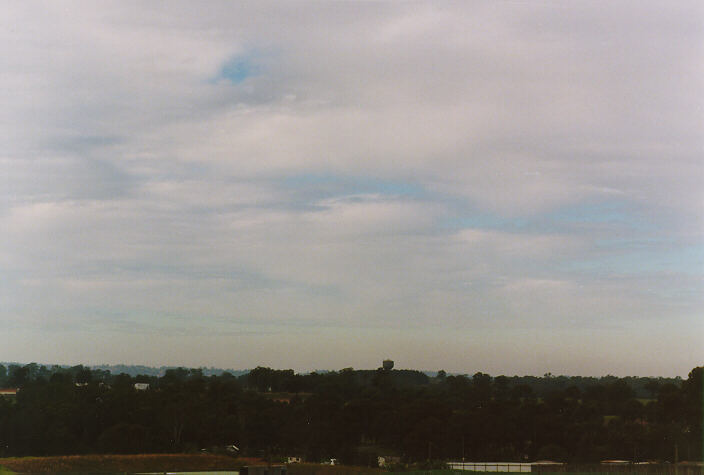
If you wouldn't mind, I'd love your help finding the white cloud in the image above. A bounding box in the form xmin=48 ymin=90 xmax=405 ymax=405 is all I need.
xmin=0 ymin=1 xmax=702 ymax=375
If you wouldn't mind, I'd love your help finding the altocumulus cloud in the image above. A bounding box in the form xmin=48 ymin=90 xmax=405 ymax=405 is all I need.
xmin=0 ymin=1 xmax=702 ymax=376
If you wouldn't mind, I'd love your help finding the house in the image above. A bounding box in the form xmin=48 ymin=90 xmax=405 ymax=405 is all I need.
xmin=0 ymin=388 xmax=18 ymax=397
xmin=287 ymin=457 xmax=302 ymax=464
xmin=134 ymin=383 xmax=150 ymax=391
xmin=448 ymin=462 xmax=534 ymax=472
xmin=226 ymin=444 xmax=240 ymax=454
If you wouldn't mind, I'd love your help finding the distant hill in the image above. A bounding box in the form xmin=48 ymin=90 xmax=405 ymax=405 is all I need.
xmin=0 ymin=362 xmax=682 ymax=398
xmin=89 ymin=364 xmax=249 ymax=378
xmin=0 ymin=362 xmax=249 ymax=379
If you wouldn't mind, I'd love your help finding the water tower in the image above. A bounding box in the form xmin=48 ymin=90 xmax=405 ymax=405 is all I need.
xmin=382 ymin=359 xmax=394 ymax=371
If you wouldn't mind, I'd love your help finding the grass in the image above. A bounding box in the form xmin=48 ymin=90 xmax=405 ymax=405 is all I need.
xmin=0 ymin=457 xmax=378 ymax=475
xmin=0 ymin=453 xmax=251 ymax=473
xmin=287 ymin=463 xmax=382 ymax=475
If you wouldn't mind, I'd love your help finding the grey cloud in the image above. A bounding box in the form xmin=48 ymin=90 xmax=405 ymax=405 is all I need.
xmin=0 ymin=1 xmax=702 ymax=375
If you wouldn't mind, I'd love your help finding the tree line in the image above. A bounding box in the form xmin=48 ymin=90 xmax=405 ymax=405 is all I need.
xmin=0 ymin=363 xmax=700 ymax=465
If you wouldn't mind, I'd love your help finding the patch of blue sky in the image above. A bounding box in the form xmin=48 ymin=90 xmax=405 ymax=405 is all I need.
xmin=561 ymin=243 xmax=704 ymax=276
xmin=594 ymin=237 xmax=666 ymax=249
xmin=442 ymin=199 xmax=655 ymax=234
xmin=281 ymin=173 xmax=428 ymax=199
xmin=47 ymin=134 xmax=123 ymax=152
xmin=539 ymin=201 xmax=653 ymax=231
xmin=134 ymin=265 xmax=269 ymax=285
xmin=440 ymin=214 xmax=530 ymax=232
xmin=490 ymin=201 xmax=654 ymax=237
xmin=213 ymin=52 xmax=260 ymax=84
xmin=113 ymin=262 xmax=341 ymax=296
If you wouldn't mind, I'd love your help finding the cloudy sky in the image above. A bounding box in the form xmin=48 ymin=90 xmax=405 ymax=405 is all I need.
xmin=1 ymin=1 xmax=702 ymax=376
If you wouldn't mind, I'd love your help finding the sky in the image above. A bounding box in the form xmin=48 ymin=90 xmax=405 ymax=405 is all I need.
xmin=1 ymin=1 xmax=702 ymax=377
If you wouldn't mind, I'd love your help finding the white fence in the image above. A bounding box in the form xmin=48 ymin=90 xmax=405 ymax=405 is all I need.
xmin=448 ymin=463 xmax=534 ymax=472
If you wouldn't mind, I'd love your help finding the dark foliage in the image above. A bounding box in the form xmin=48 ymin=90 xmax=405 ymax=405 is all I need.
xmin=0 ymin=363 xmax=700 ymax=464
